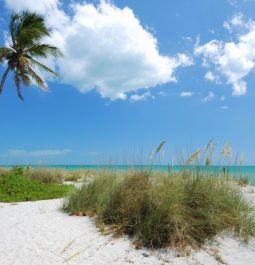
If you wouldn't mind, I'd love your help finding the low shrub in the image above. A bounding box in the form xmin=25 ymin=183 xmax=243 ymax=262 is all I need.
xmin=10 ymin=166 xmax=24 ymax=176
xmin=237 ymin=176 xmax=250 ymax=187
xmin=0 ymin=167 xmax=10 ymax=176
xmin=26 ymin=168 xmax=64 ymax=184
xmin=64 ymin=170 xmax=255 ymax=250
xmin=64 ymin=169 xmax=96 ymax=182
xmin=26 ymin=168 xmax=95 ymax=183
xmin=0 ymin=173 xmax=74 ymax=202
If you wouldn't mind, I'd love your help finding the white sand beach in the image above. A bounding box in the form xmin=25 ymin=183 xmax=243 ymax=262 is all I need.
xmin=0 ymin=184 xmax=255 ymax=265
xmin=0 ymin=186 xmax=255 ymax=265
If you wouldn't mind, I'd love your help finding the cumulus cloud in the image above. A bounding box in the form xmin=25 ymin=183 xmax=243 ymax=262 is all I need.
xmin=4 ymin=0 xmax=68 ymax=29
xmin=4 ymin=0 xmax=193 ymax=100
xmin=180 ymin=91 xmax=193 ymax=97
xmin=195 ymin=14 xmax=255 ymax=96
xmin=8 ymin=149 xmax=72 ymax=157
xmin=204 ymin=71 xmax=216 ymax=81
xmin=5 ymin=0 xmax=56 ymax=13
xmin=130 ymin=91 xmax=153 ymax=102
xmin=203 ymin=91 xmax=215 ymax=102
xmin=223 ymin=14 xmax=245 ymax=32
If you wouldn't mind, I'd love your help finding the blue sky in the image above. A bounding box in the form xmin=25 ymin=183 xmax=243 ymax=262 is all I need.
xmin=0 ymin=0 xmax=255 ymax=165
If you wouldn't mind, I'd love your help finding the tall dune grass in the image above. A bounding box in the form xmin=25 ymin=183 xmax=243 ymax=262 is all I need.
xmin=64 ymin=169 xmax=255 ymax=250
xmin=27 ymin=168 xmax=64 ymax=184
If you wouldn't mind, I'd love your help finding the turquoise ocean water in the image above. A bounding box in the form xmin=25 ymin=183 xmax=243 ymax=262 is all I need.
xmin=18 ymin=165 xmax=255 ymax=186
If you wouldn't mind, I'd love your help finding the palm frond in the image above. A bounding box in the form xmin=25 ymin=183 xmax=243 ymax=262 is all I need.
xmin=26 ymin=44 xmax=63 ymax=58
xmin=12 ymin=11 xmax=50 ymax=49
xmin=26 ymin=65 xmax=47 ymax=89
xmin=14 ymin=58 xmax=31 ymax=87
xmin=1 ymin=10 xmax=63 ymax=100
xmin=0 ymin=47 xmax=13 ymax=63
xmin=9 ymin=13 xmax=20 ymax=45
xmin=21 ymin=73 xmax=31 ymax=87
xmin=28 ymin=57 xmax=58 ymax=76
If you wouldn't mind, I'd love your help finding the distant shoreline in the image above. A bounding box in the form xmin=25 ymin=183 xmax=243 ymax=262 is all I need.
xmin=1 ymin=164 xmax=255 ymax=185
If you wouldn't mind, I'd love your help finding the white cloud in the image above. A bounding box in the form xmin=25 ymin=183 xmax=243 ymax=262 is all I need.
xmin=4 ymin=0 xmax=68 ymax=29
xmin=223 ymin=13 xmax=254 ymax=34
xmin=5 ymin=0 xmax=57 ymax=13
xmin=220 ymin=105 xmax=229 ymax=109
xmin=203 ymin=91 xmax=215 ymax=102
xmin=195 ymin=15 xmax=255 ymax=96
xmin=130 ymin=91 xmax=153 ymax=102
xmin=224 ymin=14 xmax=244 ymax=32
xmin=8 ymin=149 xmax=72 ymax=157
xmin=204 ymin=71 xmax=216 ymax=81
xmin=228 ymin=0 xmax=237 ymax=6
xmin=158 ymin=91 xmax=167 ymax=97
xmin=4 ymin=0 xmax=193 ymax=100
xmin=180 ymin=91 xmax=193 ymax=97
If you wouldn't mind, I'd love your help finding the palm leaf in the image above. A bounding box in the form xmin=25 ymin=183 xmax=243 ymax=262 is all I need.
xmin=30 ymin=58 xmax=58 ymax=76
xmin=26 ymin=44 xmax=63 ymax=58
xmin=9 ymin=13 xmax=20 ymax=45
xmin=1 ymin=10 xmax=63 ymax=100
xmin=0 ymin=47 xmax=13 ymax=62
xmin=21 ymin=73 xmax=31 ymax=86
xmin=28 ymin=57 xmax=58 ymax=76
xmin=26 ymin=65 xmax=47 ymax=89
xmin=15 ymin=11 xmax=50 ymax=48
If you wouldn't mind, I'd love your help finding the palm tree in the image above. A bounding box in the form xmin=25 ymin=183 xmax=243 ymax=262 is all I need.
xmin=0 ymin=11 xmax=62 ymax=100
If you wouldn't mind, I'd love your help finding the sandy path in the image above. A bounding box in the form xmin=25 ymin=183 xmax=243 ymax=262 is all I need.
xmin=0 ymin=195 xmax=255 ymax=265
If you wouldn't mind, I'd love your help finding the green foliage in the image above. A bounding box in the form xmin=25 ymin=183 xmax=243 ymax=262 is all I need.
xmin=0 ymin=173 xmax=73 ymax=202
xmin=24 ymin=167 xmax=95 ymax=183
xmin=10 ymin=166 xmax=24 ymax=176
xmin=0 ymin=10 xmax=62 ymax=100
xmin=0 ymin=167 xmax=10 ymax=176
xmin=238 ymin=176 xmax=250 ymax=187
xmin=64 ymin=170 xmax=255 ymax=250
xmin=27 ymin=168 xmax=64 ymax=184
xmin=65 ymin=174 xmax=80 ymax=182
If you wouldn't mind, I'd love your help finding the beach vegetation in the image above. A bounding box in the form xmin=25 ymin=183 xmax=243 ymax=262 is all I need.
xmin=64 ymin=169 xmax=255 ymax=250
xmin=64 ymin=141 xmax=255 ymax=251
xmin=27 ymin=168 xmax=64 ymax=184
xmin=237 ymin=176 xmax=250 ymax=187
xmin=0 ymin=171 xmax=73 ymax=202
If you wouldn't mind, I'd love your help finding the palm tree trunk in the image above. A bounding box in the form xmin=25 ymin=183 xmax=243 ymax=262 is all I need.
xmin=0 ymin=65 xmax=11 ymax=95
xmin=16 ymin=82 xmax=24 ymax=101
